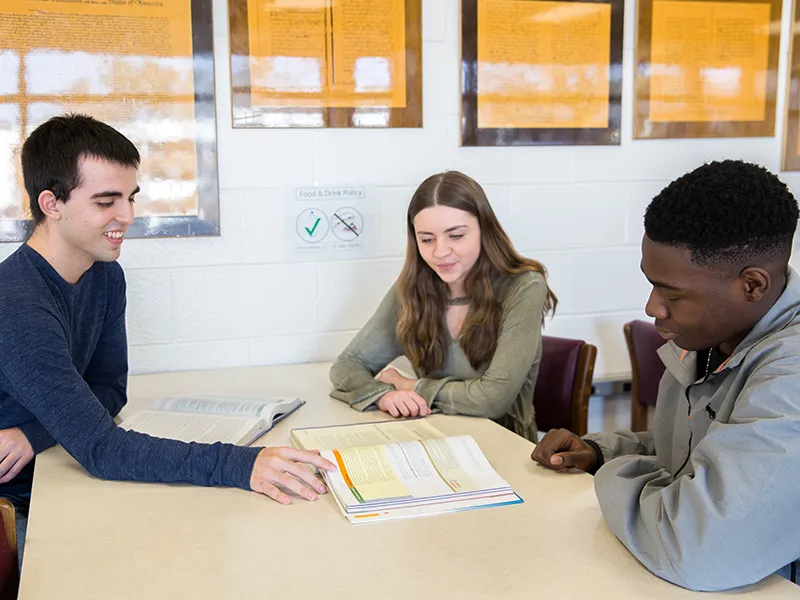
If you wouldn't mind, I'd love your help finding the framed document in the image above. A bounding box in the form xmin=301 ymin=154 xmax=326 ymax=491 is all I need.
xmin=634 ymin=0 xmax=781 ymax=139
xmin=229 ymin=0 xmax=422 ymax=128
xmin=783 ymin=0 xmax=800 ymax=170
xmin=461 ymin=0 xmax=624 ymax=146
xmin=0 ymin=0 xmax=220 ymax=243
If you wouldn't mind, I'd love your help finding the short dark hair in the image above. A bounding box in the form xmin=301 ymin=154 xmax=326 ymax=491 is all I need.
xmin=21 ymin=113 xmax=140 ymax=225
xmin=645 ymin=160 xmax=799 ymax=266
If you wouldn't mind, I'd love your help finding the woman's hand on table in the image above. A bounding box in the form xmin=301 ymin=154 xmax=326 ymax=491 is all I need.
xmin=376 ymin=367 xmax=416 ymax=391
xmin=376 ymin=390 xmax=430 ymax=418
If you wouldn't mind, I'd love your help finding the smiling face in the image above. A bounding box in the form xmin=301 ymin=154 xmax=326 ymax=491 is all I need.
xmin=413 ymin=204 xmax=481 ymax=293
xmin=641 ymin=234 xmax=758 ymax=351
xmin=48 ymin=156 xmax=138 ymax=267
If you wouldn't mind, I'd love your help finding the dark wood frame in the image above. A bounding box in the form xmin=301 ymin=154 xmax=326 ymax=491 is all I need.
xmin=624 ymin=322 xmax=650 ymax=432
xmin=228 ymin=0 xmax=422 ymax=128
xmin=0 ymin=0 xmax=221 ymax=242
xmin=570 ymin=343 xmax=597 ymax=437
xmin=783 ymin=0 xmax=800 ymax=170
xmin=460 ymin=0 xmax=624 ymax=147
xmin=0 ymin=498 xmax=18 ymax=600
xmin=0 ymin=500 xmax=15 ymax=557
xmin=634 ymin=0 xmax=782 ymax=140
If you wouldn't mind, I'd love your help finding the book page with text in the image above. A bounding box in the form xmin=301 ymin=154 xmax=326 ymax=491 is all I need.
xmin=151 ymin=394 xmax=295 ymax=419
xmin=321 ymin=436 xmax=507 ymax=508
xmin=292 ymin=419 xmax=445 ymax=451
xmin=420 ymin=435 xmax=510 ymax=492
xmin=121 ymin=411 xmax=264 ymax=445
xmin=322 ymin=441 xmax=447 ymax=505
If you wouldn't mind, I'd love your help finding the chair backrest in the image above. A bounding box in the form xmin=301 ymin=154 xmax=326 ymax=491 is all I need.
xmin=533 ymin=335 xmax=597 ymax=437
xmin=624 ymin=320 xmax=667 ymax=431
xmin=0 ymin=499 xmax=18 ymax=600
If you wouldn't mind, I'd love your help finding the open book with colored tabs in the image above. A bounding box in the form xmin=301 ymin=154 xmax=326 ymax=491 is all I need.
xmin=120 ymin=394 xmax=304 ymax=446
xmin=291 ymin=420 xmax=522 ymax=523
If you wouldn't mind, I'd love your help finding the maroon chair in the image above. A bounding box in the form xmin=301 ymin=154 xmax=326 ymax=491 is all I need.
xmin=624 ymin=320 xmax=667 ymax=431
xmin=533 ymin=336 xmax=597 ymax=437
xmin=0 ymin=499 xmax=18 ymax=600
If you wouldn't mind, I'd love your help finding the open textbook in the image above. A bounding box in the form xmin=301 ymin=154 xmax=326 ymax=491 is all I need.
xmin=292 ymin=420 xmax=522 ymax=523
xmin=120 ymin=394 xmax=304 ymax=445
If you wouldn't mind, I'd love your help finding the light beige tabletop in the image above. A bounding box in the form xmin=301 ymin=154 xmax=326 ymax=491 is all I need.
xmin=18 ymin=363 xmax=799 ymax=599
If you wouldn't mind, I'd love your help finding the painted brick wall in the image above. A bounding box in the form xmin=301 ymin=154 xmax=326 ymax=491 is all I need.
xmin=2 ymin=0 xmax=799 ymax=379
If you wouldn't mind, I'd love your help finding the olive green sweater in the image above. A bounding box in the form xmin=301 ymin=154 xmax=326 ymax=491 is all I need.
xmin=329 ymin=271 xmax=547 ymax=441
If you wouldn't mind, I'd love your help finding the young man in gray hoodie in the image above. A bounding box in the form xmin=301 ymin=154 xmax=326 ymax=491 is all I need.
xmin=532 ymin=159 xmax=800 ymax=591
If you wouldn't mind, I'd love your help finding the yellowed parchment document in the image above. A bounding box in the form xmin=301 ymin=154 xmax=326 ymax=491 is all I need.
xmin=477 ymin=0 xmax=611 ymax=129
xmin=247 ymin=0 xmax=329 ymax=106
xmin=247 ymin=0 xmax=406 ymax=108
xmin=649 ymin=0 xmax=771 ymax=123
xmin=0 ymin=0 xmax=200 ymax=219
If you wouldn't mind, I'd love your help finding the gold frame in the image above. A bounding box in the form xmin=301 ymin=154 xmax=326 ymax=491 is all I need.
xmin=228 ymin=0 xmax=422 ymax=128
xmin=783 ymin=0 xmax=800 ymax=170
xmin=460 ymin=0 xmax=625 ymax=147
xmin=0 ymin=0 xmax=221 ymax=242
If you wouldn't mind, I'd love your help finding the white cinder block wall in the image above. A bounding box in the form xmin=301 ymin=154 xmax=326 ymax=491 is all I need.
xmin=3 ymin=0 xmax=800 ymax=380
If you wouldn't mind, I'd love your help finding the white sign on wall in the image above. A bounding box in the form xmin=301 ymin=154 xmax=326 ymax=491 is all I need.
xmin=286 ymin=186 xmax=377 ymax=261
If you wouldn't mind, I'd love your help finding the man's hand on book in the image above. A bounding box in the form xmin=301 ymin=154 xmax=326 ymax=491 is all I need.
xmin=377 ymin=391 xmax=431 ymax=418
xmin=530 ymin=429 xmax=597 ymax=473
xmin=0 ymin=427 xmax=34 ymax=484
xmin=250 ymin=447 xmax=336 ymax=505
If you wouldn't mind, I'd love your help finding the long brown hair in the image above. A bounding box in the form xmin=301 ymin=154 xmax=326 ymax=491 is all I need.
xmin=396 ymin=171 xmax=557 ymax=374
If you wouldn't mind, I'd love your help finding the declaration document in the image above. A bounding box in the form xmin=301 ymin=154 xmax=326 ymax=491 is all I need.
xmin=648 ymin=0 xmax=771 ymax=123
xmin=0 ymin=0 xmax=203 ymax=219
xmin=246 ymin=0 xmax=407 ymax=108
xmin=476 ymin=0 xmax=612 ymax=129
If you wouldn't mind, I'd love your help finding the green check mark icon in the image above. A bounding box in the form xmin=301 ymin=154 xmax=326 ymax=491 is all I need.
xmin=305 ymin=217 xmax=321 ymax=237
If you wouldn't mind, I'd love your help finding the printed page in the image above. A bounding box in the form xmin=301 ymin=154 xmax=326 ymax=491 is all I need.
xmin=292 ymin=419 xmax=445 ymax=451
xmin=247 ymin=0 xmax=328 ymax=106
xmin=151 ymin=394 xmax=295 ymax=419
xmin=420 ymin=435 xmax=511 ymax=492
xmin=477 ymin=0 xmax=611 ymax=129
xmin=329 ymin=0 xmax=406 ymax=107
xmin=121 ymin=411 xmax=263 ymax=445
xmin=321 ymin=437 xmax=507 ymax=508
xmin=322 ymin=441 xmax=451 ymax=506
xmin=649 ymin=0 xmax=770 ymax=122
xmin=0 ymin=0 xmax=200 ymax=219
xmin=246 ymin=0 xmax=406 ymax=108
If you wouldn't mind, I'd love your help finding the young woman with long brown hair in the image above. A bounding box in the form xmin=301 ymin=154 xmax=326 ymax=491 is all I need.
xmin=329 ymin=171 xmax=557 ymax=441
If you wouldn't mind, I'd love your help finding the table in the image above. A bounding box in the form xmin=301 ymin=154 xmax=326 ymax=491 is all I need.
xmin=18 ymin=363 xmax=799 ymax=599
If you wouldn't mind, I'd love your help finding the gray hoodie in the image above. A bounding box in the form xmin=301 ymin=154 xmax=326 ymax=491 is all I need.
xmin=586 ymin=268 xmax=800 ymax=591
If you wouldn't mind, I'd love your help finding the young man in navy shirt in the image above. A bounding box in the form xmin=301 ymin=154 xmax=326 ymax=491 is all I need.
xmin=0 ymin=114 xmax=335 ymax=566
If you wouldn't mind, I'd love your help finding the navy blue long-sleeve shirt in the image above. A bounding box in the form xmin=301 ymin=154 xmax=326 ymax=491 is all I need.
xmin=0 ymin=245 xmax=260 ymax=496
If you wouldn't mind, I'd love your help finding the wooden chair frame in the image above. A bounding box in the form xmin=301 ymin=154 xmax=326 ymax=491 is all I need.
xmin=624 ymin=321 xmax=661 ymax=432
xmin=0 ymin=500 xmax=15 ymax=557
xmin=569 ymin=343 xmax=597 ymax=437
